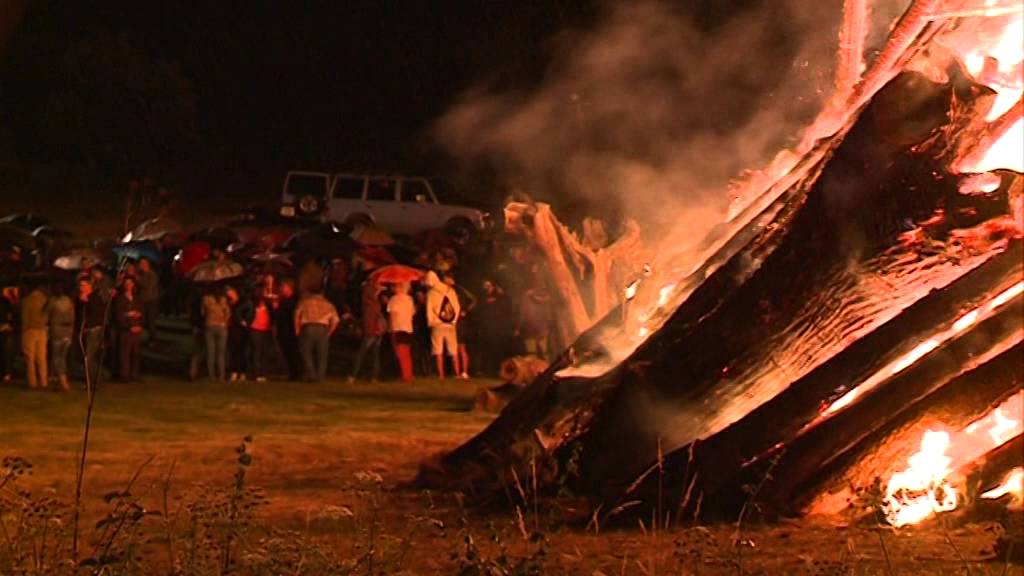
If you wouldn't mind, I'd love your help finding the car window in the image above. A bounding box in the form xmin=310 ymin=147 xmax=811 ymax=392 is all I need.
xmin=285 ymin=173 xmax=328 ymax=198
xmin=365 ymin=179 xmax=396 ymax=202
xmin=334 ymin=177 xmax=364 ymax=200
xmin=400 ymin=179 xmax=432 ymax=203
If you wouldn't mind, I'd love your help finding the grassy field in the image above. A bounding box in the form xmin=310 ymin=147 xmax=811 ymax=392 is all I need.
xmin=2 ymin=376 xmax=1018 ymax=574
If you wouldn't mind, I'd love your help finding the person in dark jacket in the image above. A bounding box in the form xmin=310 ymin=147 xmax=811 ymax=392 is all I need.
xmin=78 ymin=276 xmax=108 ymax=384
xmin=225 ymin=286 xmax=248 ymax=382
xmin=136 ymin=258 xmax=161 ymax=343
xmin=275 ymin=279 xmax=301 ymax=381
xmin=0 ymin=285 xmax=19 ymax=383
xmin=113 ymin=276 xmax=144 ymax=381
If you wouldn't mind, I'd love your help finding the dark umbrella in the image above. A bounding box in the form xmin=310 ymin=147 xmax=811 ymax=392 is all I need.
xmin=285 ymin=228 xmax=359 ymax=260
xmin=0 ymin=225 xmax=36 ymax=252
xmin=351 ymin=225 xmax=395 ymax=246
xmin=249 ymin=252 xmax=293 ymax=276
xmin=188 ymin=259 xmax=245 ymax=283
xmin=112 ymin=241 xmax=161 ymax=264
xmin=189 ymin=227 xmax=240 ymax=250
xmin=0 ymin=213 xmax=51 ymax=231
xmin=129 ymin=216 xmax=181 ymax=242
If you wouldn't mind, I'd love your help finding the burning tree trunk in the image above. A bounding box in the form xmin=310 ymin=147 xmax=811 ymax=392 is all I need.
xmin=504 ymin=201 xmax=642 ymax=339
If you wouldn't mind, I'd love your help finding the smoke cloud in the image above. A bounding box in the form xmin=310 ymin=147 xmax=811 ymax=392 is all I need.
xmin=435 ymin=0 xmax=843 ymax=243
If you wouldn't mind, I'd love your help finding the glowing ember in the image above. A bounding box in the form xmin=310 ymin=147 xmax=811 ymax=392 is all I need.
xmin=951 ymin=309 xmax=979 ymax=332
xmin=890 ymin=339 xmax=941 ymax=375
xmin=624 ymin=280 xmax=640 ymax=301
xmin=958 ymin=172 xmax=1002 ymax=195
xmin=991 ymin=281 xmax=1024 ymax=308
xmin=883 ymin=391 xmax=1023 ymax=526
xmin=988 ymin=407 xmax=1019 ymax=444
xmin=964 ymin=117 xmax=1024 ymax=174
xmin=824 ymin=281 xmax=1023 ymax=416
xmin=657 ymin=284 xmax=676 ymax=308
xmin=980 ymin=467 xmax=1024 ymax=505
xmin=884 ymin=430 xmax=958 ymax=527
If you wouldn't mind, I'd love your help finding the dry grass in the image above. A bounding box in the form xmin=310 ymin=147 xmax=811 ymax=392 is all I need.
xmin=1 ymin=375 xmax=1018 ymax=574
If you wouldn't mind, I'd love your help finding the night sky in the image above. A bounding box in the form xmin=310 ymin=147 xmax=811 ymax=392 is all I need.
xmin=2 ymin=1 xmax=600 ymax=171
xmin=1 ymin=0 xmax=766 ymax=200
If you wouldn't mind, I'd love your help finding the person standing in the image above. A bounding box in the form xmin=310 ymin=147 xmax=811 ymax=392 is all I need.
xmin=225 ymin=286 xmax=248 ymax=382
xmin=113 ymin=276 xmax=144 ymax=382
xmin=447 ymin=275 xmax=476 ymax=380
xmin=294 ymin=291 xmax=339 ymax=382
xmin=78 ymin=277 xmax=107 ymax=385
xmin=275 ymin=279 xmax=301 ymax=381
xmin=348 ymin=281 xmax=386 ymax=383
xmin=46 ymin=284 xmax=75 ymax=391
xmin=202 ymin=287 xmax=231 ymax=381
xmin=475 ymin=279 xmax=507 ymax=376
xmin=424 ymin=271 xmax=461 ymax=379
xmin=20 ymin=283 xmax=48 ymax=389
xmin=386 ymin=282 xmax=416 ymax=382
xmin=517 ymin=286 xmax=552 ymax=360
xmin=136 ymin=258 xmax=161 ymax=343
xmin=0 ymin=286 xmax=18 ymax=383
xmin=243 ymin=289 xmax=275 ymax=382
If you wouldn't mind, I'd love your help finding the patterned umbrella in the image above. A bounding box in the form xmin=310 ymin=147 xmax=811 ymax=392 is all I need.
xmin=54 ymin=248 xmax=103 ymax=271
xmin=188 ymin=259 xmax=244 ymax=283
xmin=129 ymin=216 xmax=181 ymax=242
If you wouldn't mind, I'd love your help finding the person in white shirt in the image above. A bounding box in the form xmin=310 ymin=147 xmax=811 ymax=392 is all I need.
xmin=424 ymin=271 xmax=461 ymax=379
xmin=387 ymin=282 xmax=416 ymax=382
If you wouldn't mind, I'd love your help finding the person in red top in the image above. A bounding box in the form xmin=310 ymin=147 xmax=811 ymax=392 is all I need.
xmin=241 ymin=288 xmax=276 ymax=382
xmin=348 ymin=280 xmax=386 ymax=383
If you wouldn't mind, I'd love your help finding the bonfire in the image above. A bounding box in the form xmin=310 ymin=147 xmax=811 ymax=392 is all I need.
xmin=423 ymin=0 xmax=1024 ymax=537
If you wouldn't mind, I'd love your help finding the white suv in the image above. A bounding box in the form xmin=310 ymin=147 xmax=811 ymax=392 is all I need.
xmin=279 ymin=171 xmax=489 ymax=239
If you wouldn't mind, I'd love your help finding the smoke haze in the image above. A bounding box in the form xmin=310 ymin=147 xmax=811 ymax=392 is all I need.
xmin=435 ymin=0 xmax=844 ymax=242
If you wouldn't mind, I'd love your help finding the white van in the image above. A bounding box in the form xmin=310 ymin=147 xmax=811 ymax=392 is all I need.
xmin=279 ymin=171 xmax=489 ymax=239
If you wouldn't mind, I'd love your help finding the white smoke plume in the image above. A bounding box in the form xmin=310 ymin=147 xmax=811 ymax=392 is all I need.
xmin=435 ymin=0 xmax=845 ymax=243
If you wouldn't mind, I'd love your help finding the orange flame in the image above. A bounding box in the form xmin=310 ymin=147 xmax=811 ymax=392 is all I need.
xmin=824 ymin=281 xmax=1023 ymax=416
xmin=980 ymin=467 xmax=1024 ymax=506
xmin=883 ymin=391 xmax=1023 ymax=526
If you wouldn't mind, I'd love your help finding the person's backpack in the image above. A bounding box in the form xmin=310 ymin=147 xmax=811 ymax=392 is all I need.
xmin=438 ymin=290 xmax=457 ymax=324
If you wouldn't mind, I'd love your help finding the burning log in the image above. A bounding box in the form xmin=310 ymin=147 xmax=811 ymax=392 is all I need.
xmin=836 ymin=0 xmax=869 ymax=98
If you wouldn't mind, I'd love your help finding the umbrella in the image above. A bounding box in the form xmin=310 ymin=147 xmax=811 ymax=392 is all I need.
xmin=368 ymin=264 xmax=425 ymax=286
xmin=249 ymin=251 xmax=293 ymax=275
xmin=0 ymin=224 xmax=36 ymax=252
xmin=0 ymin=213 xmax=51 ymax=231
xmin=112 ymin=241 xmax=161 ymax=264
xmin=351 ymin=225 xmax=395 ymax=246
xmin=129 ymin=216 xmax=181 ymax=242
xmin=188 ymin=259 xmax=244 ymax=283
xmin=356 ymin=246 xmax=397 ymax=269
xmin=285 ymin=229 xmax=359 ymax=259
xmin=54 ymin=248 xmax=103 ymax=271
xmin=173 ymin=241 xmax=211 ymax=278
xmin=189 ymin=227 xmax=240 ymax=250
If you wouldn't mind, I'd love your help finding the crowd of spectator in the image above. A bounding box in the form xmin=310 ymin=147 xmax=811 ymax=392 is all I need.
xmin=0 ymin=237 xmax=563 ymax=389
